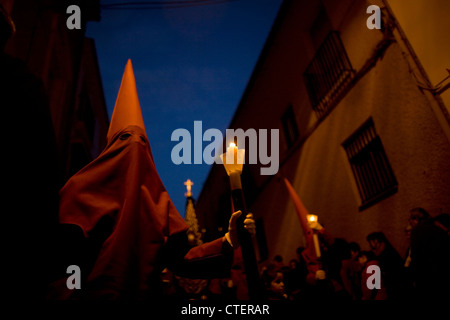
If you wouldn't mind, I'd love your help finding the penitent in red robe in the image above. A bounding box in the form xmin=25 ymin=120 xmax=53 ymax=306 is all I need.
xmin=57 ymin=60 xmax=232 ymax=299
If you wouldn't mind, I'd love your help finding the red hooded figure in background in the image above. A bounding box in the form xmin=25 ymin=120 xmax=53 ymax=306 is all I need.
xmin=57 ymin=60 xmax=237 ymax=299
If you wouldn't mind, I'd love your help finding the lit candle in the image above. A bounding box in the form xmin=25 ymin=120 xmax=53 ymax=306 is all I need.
xmin=222 ymin=143 xmax=245 ymax=177
xmin=227 ymin=142 xmax=238 ymax=165
xmin=307 ymin=214 xmax=321 ymax=258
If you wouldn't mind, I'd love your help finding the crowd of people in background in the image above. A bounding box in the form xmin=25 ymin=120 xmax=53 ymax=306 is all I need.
xmin=259 ymin=208 xmax=450 ymax=301
xmin=160 ymin=207 xmax=449 ymax=301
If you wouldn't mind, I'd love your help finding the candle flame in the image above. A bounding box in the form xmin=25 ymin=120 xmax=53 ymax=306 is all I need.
xmin=229 ymin=142 xmax=236 ymax=148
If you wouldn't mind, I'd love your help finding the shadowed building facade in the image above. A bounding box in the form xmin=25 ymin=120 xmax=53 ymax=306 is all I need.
xmin=195 ymin=0 xmax=450 ymax=267
xmin=4 ymin=0 xmax=109 ymax=182
xmin=1 ymin=0 xmax=108 ymax=298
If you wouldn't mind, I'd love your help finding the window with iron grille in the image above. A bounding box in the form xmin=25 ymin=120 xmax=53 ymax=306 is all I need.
xmin=281 ymin=105 xmax=299 ymax=148
xmin=304 ymin=31 xmax=354 ymax=118
xmin=343 ymin=118 xmax=398 ymax=210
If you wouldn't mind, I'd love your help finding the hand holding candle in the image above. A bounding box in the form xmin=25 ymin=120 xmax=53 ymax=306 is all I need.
xmin=307 ymin=214 xmax=322 ymax=259
xmin=221 ymin=143 xmax=264 ymax=299
xmin=283 ymin=178 xmax=325 ymax=277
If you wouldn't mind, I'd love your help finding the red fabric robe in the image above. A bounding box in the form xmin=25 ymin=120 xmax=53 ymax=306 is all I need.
xmin=57 ymin=126 xmax=232 ymax=299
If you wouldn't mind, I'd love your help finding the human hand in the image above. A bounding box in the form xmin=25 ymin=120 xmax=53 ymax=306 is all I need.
xmin=308 ymin=219 xmax=323 ymax=231
xmin=244 ymin=213 xmax=256 ymax=236
xmin=225 ymin=211 xmax=256 ymax=248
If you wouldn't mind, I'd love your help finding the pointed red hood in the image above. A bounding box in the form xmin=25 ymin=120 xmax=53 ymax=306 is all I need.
xmin=58 ymin=59 xmax=188 ymax=299
xmin=283 ymin=178 xmax=318 ymax=264
xmin=107 ymin=59 xmax=146 ymax=143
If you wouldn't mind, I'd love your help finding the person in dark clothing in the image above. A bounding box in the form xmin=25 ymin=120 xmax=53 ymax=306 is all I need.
xmin=404 ymin=207 xmax=431 ymax=293
xmin=409 ymin=210 xmax=450 ymax=300
xmin=366 ymin=232 xmax=408 ymax=300
xmin=357 ymin=251 xmax=387 ymax=300
xmin=404 ymin=209 xmax=431 ymax=261
xmin=341 ymin=242 xmax=362 ymax=300
xmin=283 ymin=259 xmax=306 ymax=299
xmin=261 ymin=262 xmax=288 ymax=300
xmin=1 ymin=2 xmax=62 ymax=300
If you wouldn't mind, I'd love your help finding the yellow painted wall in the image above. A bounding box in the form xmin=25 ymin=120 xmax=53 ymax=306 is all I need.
xmin=197 ymin=0 xmax=450 ymax=266
xmin=388 ymin=0 xmax=450 ymax=113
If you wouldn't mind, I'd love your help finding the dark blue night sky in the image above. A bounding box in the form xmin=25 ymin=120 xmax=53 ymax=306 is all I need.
xmin=86 ymin=0 xmax=283 ymax=215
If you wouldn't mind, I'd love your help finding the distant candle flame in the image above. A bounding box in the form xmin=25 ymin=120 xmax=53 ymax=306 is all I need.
xmin=229 ymin=142 xmax=236 ymax=148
